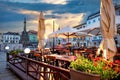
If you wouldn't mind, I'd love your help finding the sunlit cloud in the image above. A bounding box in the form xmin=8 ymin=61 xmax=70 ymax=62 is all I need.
xmin=43 ymin=13 xmax=85 ymax=39
xmin=2 ymin=0 xmax=67 ymax=4
xmin=9 ymin=9 xmax=85 ymax=39
xmin=19 ymin=9 xmax=39 ymax=15
xmin=28 ymin=18 xmax=59 ymax=39
xmin=54 ymin=13 xmax=86 ymax=28
xmin=0 ymin=3 xmax=85 ymax=39
xmin=0 ymin=0 xmax=86 ymax=40
xmin=40 ymin=0 xmax=67 ymax=5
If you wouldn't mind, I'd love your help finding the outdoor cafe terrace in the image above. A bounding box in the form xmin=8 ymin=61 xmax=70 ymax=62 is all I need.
xmin=6 ymin=47 xmax=120 ymax=80
xmin=3 ymin=0 xmax=120 ymax=79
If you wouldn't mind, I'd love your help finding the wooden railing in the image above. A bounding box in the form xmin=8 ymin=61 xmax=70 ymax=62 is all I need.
xmin=7 ymin=53 xmax=70 ymax=80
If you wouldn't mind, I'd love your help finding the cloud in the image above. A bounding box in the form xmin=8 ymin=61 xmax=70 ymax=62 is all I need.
xmin=40 ymin=0 xmax=67 ymax=5
xmin=0 ymin=0 xmax=100 ymax=39
xmin=54 ymin=13 xmax=86 ymax=28
xmin=19 ymin=9 xmax=39 ymax=15
xmin=0 ymin=21 xmax=23 ymax=33
xmin=1 ymin=0 xmax=67 ymax=4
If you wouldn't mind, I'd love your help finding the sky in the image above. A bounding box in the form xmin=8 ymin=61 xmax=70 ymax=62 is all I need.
xmin=0 ymin=0 xmax=102 ymax=39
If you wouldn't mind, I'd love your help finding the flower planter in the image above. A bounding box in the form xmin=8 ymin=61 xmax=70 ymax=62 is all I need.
xmin=70 ymin=68 xmax=100 ymax=80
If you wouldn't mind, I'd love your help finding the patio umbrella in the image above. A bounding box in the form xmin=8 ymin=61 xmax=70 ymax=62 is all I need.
xmin=98 ymin=0 xmax=117 ymax=61
xmin=49 ymin=26 xmax=78 ymax=42
xmin=78 ymin=22 xmax=101 ymax=36
xmin=49 ymin=26 xmax=90 ymax=42
xmin=38 ymin=12 xmax=45 ymax=51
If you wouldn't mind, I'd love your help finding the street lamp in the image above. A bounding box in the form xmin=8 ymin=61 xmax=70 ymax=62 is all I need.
xmin=5 ymin=46 xmax=9 ymax=51
xmin=52 ymin=17 xmax=55 ymax=53
xmin=5 ymin=46 xmax=9 ymax=68
xmin=24 ymin=48 xmax=30 ymax=55
xmin=24 ymin=48 xmax=30 ymax=80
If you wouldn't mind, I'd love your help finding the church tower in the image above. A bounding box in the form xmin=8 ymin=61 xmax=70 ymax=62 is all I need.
xmin=20 ymin=18 xmax=30 ymax=47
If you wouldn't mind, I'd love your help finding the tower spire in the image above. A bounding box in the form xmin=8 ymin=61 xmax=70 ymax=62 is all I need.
xmin=24 ymin=17 xmax=26 ymax=32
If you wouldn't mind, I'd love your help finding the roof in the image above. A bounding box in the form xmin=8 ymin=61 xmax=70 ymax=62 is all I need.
xmin=87 ymin=11 xmax=100 ymax=20
xmin=73 ymin=23 xmax=86 ymax=28
xmin=3 ymin=32 xmax=19 ymax=35
xmin=28 ymin=30 xmax=37 ymax=34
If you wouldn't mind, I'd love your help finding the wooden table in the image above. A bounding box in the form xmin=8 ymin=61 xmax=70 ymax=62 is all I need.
xmin=44 ymin=54 xmax=76 ymax=68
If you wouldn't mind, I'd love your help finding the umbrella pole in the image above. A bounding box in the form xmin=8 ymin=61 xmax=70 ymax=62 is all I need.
xmin=68 ymin=33 xmax=69 ymax=43
xmin=52 ymin=17 xmax=55 ymax=53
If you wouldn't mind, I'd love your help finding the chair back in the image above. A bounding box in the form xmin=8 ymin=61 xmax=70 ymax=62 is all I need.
xmin=45 ymin=56 xmax=56 ymax=66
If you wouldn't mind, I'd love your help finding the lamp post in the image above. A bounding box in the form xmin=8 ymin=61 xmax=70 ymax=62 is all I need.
xmin=5 ymin=46 xmax=9 ymax=68
xmin=52 ymin=17 xmax=55 ymax=53
xmin=24 ymin=48 xmax=30 ymax=80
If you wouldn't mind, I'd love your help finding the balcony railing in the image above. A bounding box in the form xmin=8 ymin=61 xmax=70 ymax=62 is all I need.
xmin=7 ymin=53 xmax=70 ymax=80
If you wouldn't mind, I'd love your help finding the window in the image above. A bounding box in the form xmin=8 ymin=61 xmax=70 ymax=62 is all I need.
xmin=93 ymin=36 xmax=97 ymax=40
xmin=73 ymin=38 xmax=76 ymax=41
xmin=98 ymin=18 xmax=100 ymax=21
xmin=16 ymin=37 xmax=18 ymax=39
xmin=83 ymin=26 xmax=85 ymax=28
xmin=119 ymin=11 xmax=120 ymax=15
xmin=87 ymin=21 xmax=91 ymax=24
xmin=93 ymin=20 xmax=95 ymax=22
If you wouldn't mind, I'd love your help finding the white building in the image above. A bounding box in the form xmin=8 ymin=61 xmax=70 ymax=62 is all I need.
xmin=0 ymin=33 xmax=2 ymax=44
xmin=2 ymin=32 xmax=20 ymax=44
xmin=74 ymin=23 xmax=86 ymax=30
xmin=0 ymin=33 xmax=2 ymax=51
xmin=1 ymin=43 xmax=23 ymax=51
xmin=74 ymin=4 xmax=120 ymax=47
xmin=1 ymin=32 xmax=23 ymax=51
xmin=46 ymin=4 xmax=120 ymax=48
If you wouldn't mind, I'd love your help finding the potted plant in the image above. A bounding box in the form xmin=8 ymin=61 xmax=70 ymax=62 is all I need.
xmin=70 ymin=56 xmax=120 ymax=80
xmin=9 ymin=49 xmax=21 ymax=57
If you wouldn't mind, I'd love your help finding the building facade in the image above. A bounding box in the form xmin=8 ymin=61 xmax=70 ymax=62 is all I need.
xmin=0 ymin=33 xmax=2 ymax=51
xmin=2 ymin=32 xmax=20 ymax=44
xmin=1 ymin=32 xmax=22 ymax=51
xmin=74 ymin=4 xmax=120 ymax=47
xmin=74 ymin=23 xmax=86 ymax=30
xmin=28 ymin=30 xmax=38 ymax=47
xmin=46 ymin=4 xmax=120 ymax=48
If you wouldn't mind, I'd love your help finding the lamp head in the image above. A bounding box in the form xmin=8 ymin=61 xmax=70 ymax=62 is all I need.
xmin=5 ymin=46 xmax=9 ymax=50
xmin=24 ymin=48 xmax=30 ymax=54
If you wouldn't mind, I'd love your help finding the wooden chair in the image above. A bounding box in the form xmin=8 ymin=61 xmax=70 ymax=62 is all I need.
xmin=34 ymin=53 xmax=42 ymax=61
xmin=45 ymin=56 xmax=56 ymax=66
xmin=28 ymin=50 xmax=35 ymax=58
xmin=44 ymin=55 xmax=57 ymax=79
xmin=57 ymin=59 xmax=70 ymax=69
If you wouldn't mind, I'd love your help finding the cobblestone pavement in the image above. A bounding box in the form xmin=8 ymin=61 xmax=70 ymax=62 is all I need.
xmin=0 ymin=51 xmax=20 ymax=80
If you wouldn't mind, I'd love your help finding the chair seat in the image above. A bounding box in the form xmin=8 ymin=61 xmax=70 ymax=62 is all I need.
xmin=34 ymin=53 xmax=41 ymax=57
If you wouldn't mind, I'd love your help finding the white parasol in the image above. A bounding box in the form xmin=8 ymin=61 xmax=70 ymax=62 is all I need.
xmin=98 ymin=0 xmax=117 ymax=61
xmin=38 ymin=12 xmax=46 ymax=51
